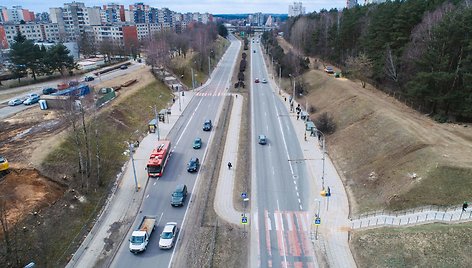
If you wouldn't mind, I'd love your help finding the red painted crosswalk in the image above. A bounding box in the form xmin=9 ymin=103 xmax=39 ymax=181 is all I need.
xmin=254 ymin=210 xmax=316 ymax=267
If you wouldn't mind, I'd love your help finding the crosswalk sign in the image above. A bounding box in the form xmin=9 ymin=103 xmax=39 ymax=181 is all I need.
xmin=242 ymin=216 xmax=248 ymax=224
xmin=314 ymin=217 xmax=321 ymax=225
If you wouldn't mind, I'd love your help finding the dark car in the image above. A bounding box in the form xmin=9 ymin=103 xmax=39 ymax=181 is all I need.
xmin=254 ymin=78 xmax=260 ymax=83
xmin=203 ymin=120 xmax=212 ymax=131
xmin=84 ymin=76 xmax=95 ymax=82
xmin=42 ymin=87 xmax=57 ymax=95
xmin=193 ymin=137 xmax=202 ymax=149
xmin=120 ymin=64 xmax=128 ymax=70
xmin=171 ymin=184 xmax=188 ymax=207
xmin=68 ymin=80 xmax=79 ymax=87
xmin=187 ymin=158 xmax=200 ymax=172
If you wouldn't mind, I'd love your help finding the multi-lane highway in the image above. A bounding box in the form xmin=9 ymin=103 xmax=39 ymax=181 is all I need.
xmin=250 ymin=39 xmax=316 ymax=267
xmin=110 ymin=36 xmax=240 ymax=268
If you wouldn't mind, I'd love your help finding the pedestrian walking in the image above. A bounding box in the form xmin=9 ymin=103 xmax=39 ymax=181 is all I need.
xmin=228 ymin=162 xmax=232 ymax=170
xmin=297 ymin=114 xmax=299 ymax=120
xmin=463 ymin=202 xmax=468 ymax=211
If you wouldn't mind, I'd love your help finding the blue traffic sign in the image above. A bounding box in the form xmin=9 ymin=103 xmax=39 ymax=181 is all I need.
xmin=242 ymin=216 xmax=248 ymax=224
xmin=314 ymin=217 xmax=321 ymax=225
xmin=241 ymin=192 xmax=247 ymax=198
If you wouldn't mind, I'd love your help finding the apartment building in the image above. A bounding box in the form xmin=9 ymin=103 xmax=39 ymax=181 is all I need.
xmin=0 ymin=23 xmax=61 ymax=48
xmin=50 ymin=2 xmax=101 ymax=41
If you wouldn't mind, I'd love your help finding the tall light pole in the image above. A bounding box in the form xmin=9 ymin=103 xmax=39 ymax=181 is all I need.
xmin=154 ymin=106 xmax=160 ymax=140
xmin=191 ymin=67 xmax=195 ymax=90
xmin=127 ymin=142 xmax=139 ymax=192
xmin=289 ymin=73 xmax=296 ymax=100
xmin=317 ymin=130 xmax=326 ymax=190
xmin=208 ymin=55 xmax=211 ymax=78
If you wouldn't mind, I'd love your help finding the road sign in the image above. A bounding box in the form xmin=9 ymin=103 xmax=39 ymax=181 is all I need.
xmin=241 ymin=192 xmax=247 ymax=198
xmin=242 ymin=216 xmax=248 ymax=224
xmin=314 ymin=217 xmax=321 ymax=225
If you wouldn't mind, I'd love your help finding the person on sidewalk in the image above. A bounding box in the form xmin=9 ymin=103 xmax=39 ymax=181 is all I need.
xmin=228 ymin=162 xmax=232 ymax=170
xmin=463 ymin=202 xmax=468 ymax=211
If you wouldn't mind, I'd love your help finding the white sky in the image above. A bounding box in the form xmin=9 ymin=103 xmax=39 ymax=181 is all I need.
xmin=5 ymin=0 xmax=346 ymax=14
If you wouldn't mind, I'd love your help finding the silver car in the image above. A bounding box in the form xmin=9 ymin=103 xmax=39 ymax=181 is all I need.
xmin=159 ymin=222 xmax=178 ymax=249
xmin=8 ymin=98 xmax=23 ymax=106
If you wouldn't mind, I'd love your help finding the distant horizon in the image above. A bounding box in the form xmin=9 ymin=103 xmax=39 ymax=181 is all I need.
xmin=4 ymin=1 xmax=346 ymax=15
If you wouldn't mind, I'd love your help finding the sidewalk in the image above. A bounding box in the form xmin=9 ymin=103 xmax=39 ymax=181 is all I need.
xmin=66 ymin=91 xmax=194 ymax=268
xmin=214 ymin=94 xmax=243 ymax=225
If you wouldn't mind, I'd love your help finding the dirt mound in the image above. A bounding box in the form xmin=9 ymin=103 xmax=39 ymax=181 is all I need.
xmin=302 ymin=70 xmax=472 ymax=214
xmin=0 ymin=169 xmax=65 ymax=227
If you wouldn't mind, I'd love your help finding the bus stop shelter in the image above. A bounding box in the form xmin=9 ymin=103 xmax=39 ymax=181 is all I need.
xmin=148 ymin=119 xmax=157 ymax=133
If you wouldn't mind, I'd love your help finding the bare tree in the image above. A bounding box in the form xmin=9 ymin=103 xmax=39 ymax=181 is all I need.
xmin=384 ymin=44 xmax=399 ymax=84
xmin=345 ymin=53 xmax=373 ymax=88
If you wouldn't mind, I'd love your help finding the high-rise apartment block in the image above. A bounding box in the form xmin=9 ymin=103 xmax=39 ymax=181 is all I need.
xmin=288 ymin=2 xmax=306 ymax=17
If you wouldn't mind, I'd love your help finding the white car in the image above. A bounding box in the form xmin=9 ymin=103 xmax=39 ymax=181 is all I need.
xmin=8 ymin=98 xmax=23 ymax=106
xmin=159 ymin=222 xmax=178 ymax=249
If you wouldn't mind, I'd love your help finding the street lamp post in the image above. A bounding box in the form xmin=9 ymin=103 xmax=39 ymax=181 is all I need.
xmin=127 ymin=142 xmax=139 ymax=192
xmin=289 ymin=74 xmax=296 ymax=101
xmin=154 ymin=106 xmax=160 ymax=140
xmin=316 ymin=130 xmax=326 ymax=190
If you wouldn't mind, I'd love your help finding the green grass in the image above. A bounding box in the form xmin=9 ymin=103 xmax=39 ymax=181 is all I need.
xmin=27 ymin=79 xmax=173 ymax=266
xmin=390 ymin=166 xmax=472 ymax=210
xmin=351 ymin=223 xmax=472 ymax=267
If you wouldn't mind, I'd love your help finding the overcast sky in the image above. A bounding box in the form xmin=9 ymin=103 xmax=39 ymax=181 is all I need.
xmin=5 ymin=1 xmax=346 ymax=14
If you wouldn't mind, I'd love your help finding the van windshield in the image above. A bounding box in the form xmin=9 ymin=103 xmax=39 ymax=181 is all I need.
xmin=131 ymin=235 xmax=144 ymax=244
xmin=173 ymin=192 xmax=183 ymax=197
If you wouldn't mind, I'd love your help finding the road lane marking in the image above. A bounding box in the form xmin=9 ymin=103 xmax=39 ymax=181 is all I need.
xmin=277 ymin=200 xmax=288 ymax=267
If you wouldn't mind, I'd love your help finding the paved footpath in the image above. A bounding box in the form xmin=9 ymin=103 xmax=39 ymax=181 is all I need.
xmin=214 ymin=94 xmax=243 ymax=225
xmin=66 ymin=90 xmax=194 ymax=268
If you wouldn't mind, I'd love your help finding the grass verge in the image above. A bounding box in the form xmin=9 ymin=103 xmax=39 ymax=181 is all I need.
xmin=351 ymin=223 xmax=472 ymax=267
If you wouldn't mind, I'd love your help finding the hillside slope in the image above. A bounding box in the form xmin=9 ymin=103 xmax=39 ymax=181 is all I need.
xmin=298 ymin=69 xmax=472 ymax=214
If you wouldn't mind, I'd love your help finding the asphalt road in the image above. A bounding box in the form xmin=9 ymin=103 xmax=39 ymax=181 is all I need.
xmin=250 ymin=39 xmax=315 ymax=267
xmin=0 ymin=62 xmax=142 ymax=120
xmin=109 ymin=36 xmax=240 ymax=268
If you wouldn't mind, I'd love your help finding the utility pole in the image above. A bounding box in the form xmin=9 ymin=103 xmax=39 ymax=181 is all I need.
xmin=208 ymin=55 xmax=211 ymax=78
xmin=191 ymin=67 xmax=195 ymax=90
xmin=128 ymin=142 xmax=139 ymax=192
xmin=154 ymin=106 xmax=160 ymax=140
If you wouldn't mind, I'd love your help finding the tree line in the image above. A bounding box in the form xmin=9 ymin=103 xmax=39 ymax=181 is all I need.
xmin=281 ymin=0 xmax=472 ymax=122
xmin=9 ymin=32 xmax=76 ymax=82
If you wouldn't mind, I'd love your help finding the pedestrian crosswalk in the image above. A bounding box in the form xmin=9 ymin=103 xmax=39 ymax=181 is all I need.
xmin=254 ymin=210 xmax=316 ymax=267
xmin=195 ymin=92 xmax=234 ymax=97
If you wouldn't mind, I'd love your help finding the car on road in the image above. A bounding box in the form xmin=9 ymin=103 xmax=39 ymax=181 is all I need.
xmin=324 ymin=66 xmax=334 ymax=74
xmin=68 ymin=80 xmax=79 ymax=87
xmin=255 ymin=78 xmax=260 ymax=83
xmin=23 ymin=95 xmax=40 ymax=105
xmin=203 ymin=120 xmax=212 ymax=131
xmin=253 ymin=50 xmax=256 ymax=53
xmin=262 ymin=79 xmax=267 ymax=84
xmin=120 ymin=64 xmax=128 ymax=70
xmin=258 ymin=134 xmax=267 ymax=145
xmin=171 ymin=184 xmax=188 ymax=207
xmin=42 ymin=87 xmax=57 ymax=95
xmin=84 ymin=75 xmax=95 ymax=82
xmin=187 ymin=157 xmax=200 ymax=172
xmin=159 ymin=222 xmax=178 ymax=249
xmin=193 ymin=137 xmax=202 ymax=149
xmin=8 ymin=98 xmax=23 ymax=106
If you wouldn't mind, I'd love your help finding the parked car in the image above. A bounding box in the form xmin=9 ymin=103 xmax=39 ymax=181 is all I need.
xmin=23 ymin=95 xmax=40 ymax=105
xmin=203 ymin=120 xmax=212 ymax=131
xmin=84 ymin=76 xmax=95 ymax=82
xmin=193 ymin=137 xmax=202 ymax=149
xmin=159 ymin=222 xmax=178 ymax=249
xmin=258 ymin=134 xmax=267 ymax=145
xmin=187 ymin=157 xmax=200 ymax=172
xmin=262 ymin=79 xmax=267 ymax=84
xmin=171 ymin=184 xmax=188 ymax=207
xmin=42 ymin=87 xmax=57 ymax=95
xmin=255 ymin=78 xmax=260 ymax=83
xmin=8 ymin=98 xmax=23 ymax=106
xmin=120 ymin=64 xmax=128 ymax=70
xmin=68 ymin=80 xmax=79 ymax=87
